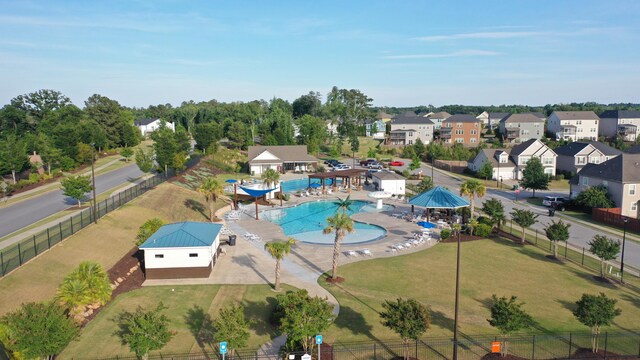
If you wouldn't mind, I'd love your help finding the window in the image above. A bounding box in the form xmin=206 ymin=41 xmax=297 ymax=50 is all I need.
xmin=591 ymin=156 xmax=600 ymax=164
xmin=543 ymin=157 xmax=553 ymax=165
xmin=577 ymin=120 xmax=582 ymax=125
xmin=189 ymin=253 xmax=198 ymax=258
xmin=471 ymin=129 xmax=478 ymax=135
xmin=470 ymin=138 xmax=477 ymax=143
xmin=576 ymin=156 xmax=586 ymax=165
xmin=521 ymin=130 xmax=529 ymax=135
xmin=630 ymin=184 xmax=637 ymax=196
xmin=632 ymin=202 xmax=638 ymax=212
xmin=155 ymin=254 xmax=164 ymax=258
xmin=455 ymin=129 xmax=464 ymax=135
xmin=455 ymin=138 xmax=464 ymax=143
xmin=457 ymin=123 xmax=463 ymax=127
xmin=519 ymin=156 xmax=530 ymax=165
xmin=544 ymin=168 xmax=553 ymax=175
xmin=591 ymin=128 xmax=596 ymax=132
xmin=408 ymin=140 xmax=413 ymax=145
xmin=582 ymin=177 xmax=589 ymax=186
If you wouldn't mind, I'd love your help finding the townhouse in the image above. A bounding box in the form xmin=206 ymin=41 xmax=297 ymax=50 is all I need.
xmin=546 ymin=111 xmax=600 ymax=141
xmin=440 ymin=114 xmax=482 ymax=146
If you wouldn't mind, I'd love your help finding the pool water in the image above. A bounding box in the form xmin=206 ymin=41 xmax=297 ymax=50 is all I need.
xmin=280 ymin=178 xmax=338 ymax=193
xmin=261 ymin=200 xmax=391 ymax=244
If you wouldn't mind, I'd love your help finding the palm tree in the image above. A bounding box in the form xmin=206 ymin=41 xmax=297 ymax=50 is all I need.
xmin=510 ymin=209 xmax=539 ymax=244
xmin=460 ymin=179 xmax=486 ymax=219
xmin=198 ymin=177 xmax=224 ymax=222
xmin=335 ymin=195 xmax=353 ymax=214
xmin=468 ymin=219 xmax=479 ymax=236
xmin=56 ymin=261 xmax=111 ymax=320
xmin=56 ymin=278 xmax=89 ymax=318
xmin=75 ymin=261 xmax=112 ymax=306
xmin=261 ymin=168 xmax=280 ymax=188
xmin=264 ymin=238 xmax=296 ymax=291
xmin=323 ymin=212 xmax=355 ymax=280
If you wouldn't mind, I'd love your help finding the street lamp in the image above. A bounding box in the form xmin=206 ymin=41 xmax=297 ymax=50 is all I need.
xmin=452 ymin=222 xmax=466 ymax=360
xmin=500 ymin=176 xmax=503 ymax=190
xmin=621 ymin=217 xmax=628 ymax=283
xmin=90 ymin=143 xmax=98 ymax=224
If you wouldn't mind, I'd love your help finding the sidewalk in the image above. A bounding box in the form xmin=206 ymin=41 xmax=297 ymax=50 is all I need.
xmin=1 ymin=156 xmax=125 ymax=208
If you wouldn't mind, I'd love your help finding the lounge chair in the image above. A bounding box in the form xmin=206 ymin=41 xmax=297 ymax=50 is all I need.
xmin=360 ymin=249 xmax=373 ymax=256
xmin=345 ymin=250 xmax=358 ymax=257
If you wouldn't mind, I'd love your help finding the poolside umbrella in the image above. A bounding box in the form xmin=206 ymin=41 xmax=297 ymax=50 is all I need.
xmin=239 ymin=186 xmax=277 ymax=220
xmin=226 ymin=179 xmax=238 ymax=209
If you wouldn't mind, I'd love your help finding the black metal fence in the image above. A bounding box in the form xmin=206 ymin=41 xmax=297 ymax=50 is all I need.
xmin=78 ymin=331 xmax=640 ymax=360
xmin=0 ymin=173 xmax=167 ymax=277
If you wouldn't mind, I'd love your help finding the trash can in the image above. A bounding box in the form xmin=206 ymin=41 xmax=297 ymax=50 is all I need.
xmin=228 ymin=235 xmax=237 ymax=246
xmin=548 ymin=208 xmax=555 ymax=217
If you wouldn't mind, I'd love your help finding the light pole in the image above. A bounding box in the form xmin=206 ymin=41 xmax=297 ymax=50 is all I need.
xmin=452 ymin=222 xmax=465 ymax=360
xmin=621 ymin=217 xmax=628 ymax=283
xmin=496 ymin=159 xmax=500 ymax=188
xmin=90 ymin=143 xmax=98 ymax=224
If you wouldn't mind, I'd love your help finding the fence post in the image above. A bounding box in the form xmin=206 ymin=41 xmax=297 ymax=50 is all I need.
xmin=604 ymin=332 xmax=608 ymax=359
xmin=47 ymin=228 xmax=51 ymax=248
xmin=118 ymin=191 xmax=121 ymax=206
xmin=1 ymin=251 xmax=4 ymax=276
xmin=582 ymin=248 xmax=585 ymax=266
xmin=415 ymin=339 xmax=418 ymax=359
xmin=511 ymin=220 xmax=513 ymax=232
xmin=531 ymin=335 xmax=535 ymax=360
xmin=374 ymin=343 xmax=377 ymax=360
xmin=59 ymin=222 xmax=63 ymax=237
xmin=81 ymin=210 xmax=84 ymax=227
xmin=568 ymin=332 xmax=572 ymax=359
xmin=564 ymin=242 xmax=568 ymax=258
xmin=70 ymin=216 xmax=74 ymax=234
xmin=33 ymin=235 xmax=37 ymax=255
xmin=18 ymin=243 xmax=22 ymax=265
xmin=535 ymin=230 xmax=538 ymax=245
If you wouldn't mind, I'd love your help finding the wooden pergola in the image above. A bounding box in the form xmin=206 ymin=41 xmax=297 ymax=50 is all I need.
xmin=308 ymin=169 xmax=368 ymax=193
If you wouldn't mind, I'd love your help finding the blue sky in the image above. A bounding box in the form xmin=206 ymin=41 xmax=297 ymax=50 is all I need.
xmin=1 ymin=0 xmax=639 ymax=108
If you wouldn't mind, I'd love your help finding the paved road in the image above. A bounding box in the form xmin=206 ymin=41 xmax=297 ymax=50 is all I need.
xmin=347 ymin=158 xmax=640 ymax=268
xmin=0 ymin=164 xmax=144 ymax=239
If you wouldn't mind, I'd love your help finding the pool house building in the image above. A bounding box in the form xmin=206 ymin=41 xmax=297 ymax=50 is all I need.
xmin=248 ymin=145 xmax=318 ymax=176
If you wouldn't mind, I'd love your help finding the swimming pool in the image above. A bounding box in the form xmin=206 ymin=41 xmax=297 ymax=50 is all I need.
xmin=261 ymin=200 xmax=392 ymax=244
xmin=280 ymin=178 xmax=338 ymax=193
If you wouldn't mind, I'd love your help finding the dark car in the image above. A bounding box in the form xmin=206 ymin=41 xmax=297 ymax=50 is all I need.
xmin=360 ymin=159 xmax=376 ymax=166
xmin=324 ymin=159 xmax=340 ymax=166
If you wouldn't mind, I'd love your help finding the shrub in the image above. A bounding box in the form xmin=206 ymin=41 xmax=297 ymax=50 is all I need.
xmin=316 ymin=165 xmax=326 ymax=173
xmin=402 ymin=170 xmax=411 ymax=178
xmin=477 ymin=216 xmax=492 ymax=226
xmin=60 ymin=156 xmax=76 ymax=171
xmin=440 ymin=229 xmax=452 ymax=240
xmin=474 ymin=224 xmax=492 ymax=237
xmin=283 ymin=193 xmax=291 ymax=201
xmin=28 ymin=173 xmax=40 ymax=183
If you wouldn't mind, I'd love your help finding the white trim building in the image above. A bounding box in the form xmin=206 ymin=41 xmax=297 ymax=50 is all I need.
xmin=546 ymin=111 xmax=600 ymax=141
xmin=371 ymin=171 xmax=405 ymax=195
xmin=134 ymin=118 xmax=175 ymax=136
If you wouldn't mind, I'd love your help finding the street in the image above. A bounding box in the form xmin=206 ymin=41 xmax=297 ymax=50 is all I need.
xmin=0 ymin=164 xmax=144 ymax=240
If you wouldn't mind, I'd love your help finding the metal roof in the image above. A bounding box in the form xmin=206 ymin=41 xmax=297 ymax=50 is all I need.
xmin=139 ymin=222 xmax=222 ymax=249
xmin=409 ymin=186 xmax=470 ymax=209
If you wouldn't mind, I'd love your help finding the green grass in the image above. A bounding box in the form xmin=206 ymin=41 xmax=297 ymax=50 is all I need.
xmin=526 ymin=197 xmax=544 ymax=206
xmin=548 ymin=179 xmax=570 ymax=190
xmin=319 ymin=238 xmax=640 ymax=344
xmin=60 ymin=284 xmax=295 ymax=359
xmin=339 ymin=137 xmax=384 ymax=158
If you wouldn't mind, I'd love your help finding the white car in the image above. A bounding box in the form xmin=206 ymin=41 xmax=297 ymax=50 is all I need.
xmin=333 ymin=164 xmax=351 ymax=171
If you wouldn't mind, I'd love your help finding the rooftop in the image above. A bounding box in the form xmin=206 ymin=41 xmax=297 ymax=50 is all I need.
xmin=552 ymin=111 xmax=600 ymax=121
xmin=248 ymin=145 xmax=317 ymax=163
xmin=371 ymin=171 xmax=405 ymax=180
xmin=134 ymin=118 xmax=161 ymax=126
xmin=443 ymin=114 xmax=481 ymax=123
xmin=501 ymin=113 xmax=545 ymax=124
xmin=578 ymin=154 xmax=640 ymax=183
xmin=599 ymin=110 xmax=640 ymax=119
xmin=391 ymin=116 xmax=435 ymax=125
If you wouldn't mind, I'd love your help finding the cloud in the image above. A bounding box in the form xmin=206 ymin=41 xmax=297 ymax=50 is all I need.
xmin=415 ymin=31 xmax=546 ymax=41
xmin=383 ymin=50 xmax=500 ymax=60
xmin=0 ymin=14 xmax=183 ymax=32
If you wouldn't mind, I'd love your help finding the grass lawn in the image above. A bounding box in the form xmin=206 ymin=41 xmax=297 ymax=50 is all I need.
xmin=548 ymin=179 xmax=570 ymax=190
xmin=340 ymin=137 xmax=384 ymax=159
xmin=320 ymin=238 xmax=640 ymax=344
xmin=0 ymin=183 xmax=228 ymax=316
xmin=60 ymin=284 xmax=295 ymax=359
xmin=526 ymin=197 xmax=544 ymax=206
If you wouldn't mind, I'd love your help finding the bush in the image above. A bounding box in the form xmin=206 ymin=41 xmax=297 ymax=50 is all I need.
xmin=316 ymin=165 xmax=326 ymax=173
xmin=440 ymin=229 xmax=452 ymax=240
xmin=28 ymin=173 xmax=40 ymax=183
xmin=477 ymin=216 xmax=493 ymax=226
xmin=283 ymin=193 xmax=291 ymax=201
xmin=474 ymin=224 xmax=492 ymax=237
xmin=60 ymin=156 xmax=76 ymax=171
xmin=402 ymin=170 xmax=411 ymax=178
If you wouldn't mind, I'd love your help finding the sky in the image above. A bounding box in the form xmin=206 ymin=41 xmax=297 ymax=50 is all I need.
xmin=1 ymin=0 xmax=639 ymax=108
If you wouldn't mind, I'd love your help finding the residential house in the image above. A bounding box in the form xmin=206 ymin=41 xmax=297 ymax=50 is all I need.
xmin=440 ymin=114 xmax=482 ymax=146
xmin=498 ymin=113 xmax=545 ymax=144
xmin=488 ymin=112 xmax=510 ymax=129
xmin=426 ymin=111 xmax=451 ymax=130
xmin=134 ymin=118 xmax=175 ymax=136
xmin=627 ymin=144 xmax=640 ymax=154
xmin=371 ymin=171 xmax=405 ymax=195
xmin=248 ymin=145 xmax=317 ymax=175
xmin=546 ymin=111 xmax=600 ymax=141
xmin=598 ymin=110 xmax=640 ymax=142
xmin=554 ymin=142 xmax=622 ymax=175
xmin=139 ymin=222 xmax=222 ymax=279
xmin=388 ymin=115 xmax=435 ymax=146
xmin=570 ymin=154 xmax=640 ymax=218
xmin=365 ymin=119 xmax=386 ymax=139
xmin=469 ymin=139 xmax=557 ymax=180
xmin=468 ymin=149 xmax=517 ymax=180
xmin=376 ymin=111 xmax=394 ymax=123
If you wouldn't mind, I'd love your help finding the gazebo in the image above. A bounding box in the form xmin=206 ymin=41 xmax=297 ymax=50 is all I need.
xmin=408 ymin=186 xmax=470 ymax=223
xmin=308 ymin=169 xmax=368 ymax=193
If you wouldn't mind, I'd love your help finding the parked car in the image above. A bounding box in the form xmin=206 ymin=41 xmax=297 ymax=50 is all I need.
xmin=360 ymin=159 xmax=376 ymax=166
xmin=324 ymin=159 xmax=340 ymax=166
xmin=333 ymin=164 xmax=351 ymax=171
xmin=542 ymin=196 xmax=567 ymax=211
xmin=388 ymin=161 xmax=405 ymax=167
xmin=368 ymin=162 xmax=384 ymax=169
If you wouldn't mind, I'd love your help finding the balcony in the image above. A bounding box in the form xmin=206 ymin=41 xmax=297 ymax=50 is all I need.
xmin=618 ymin=124 xmax=637 ymax=135
xmin=389 ymin=132 xmax=407 ymax=140
xmin=560 ymin=125 xmax=576 ymax=135
xmin=440 ymin=128 xmax=452 ymax=139
xmin=506 ymin=128 xmax=519 ymax=139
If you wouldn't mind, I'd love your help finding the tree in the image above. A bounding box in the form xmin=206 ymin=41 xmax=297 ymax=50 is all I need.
xmin=198 ymin=177 xmax=224 ymax=222
xmin=0 ymin=134 xmax=28 ymax=184
xmin=61 ymin=175 xmax=92 ymax=207
xmin=487 ymin=295 xmax=534 ymax=357
xmin=151 ymin=124 xmax=178 ymax=171
xmin=416 ymin=176 xmax=434 ymax=193
xmin=121 ymin=147 xmax=134 ymax=162
xmin=136 ymin=218 xmax=165 ymax=246
xmin=213 ymin=304 xmax=250 ymax=353
xmin=510 ymin=209 xmax=539 ymax=244
xmin=292 ymin=91 xmax=322 ymax=118
xmin=481 ymin=198 xmax=506 ymax=230
xmin=10 ymin=89 xmax=71 ymax=122
xmin=349 ymin=134 xmax=360 ymax=161
xmin=323 ymin=212 xmax=354 ymax=280
xmin=1 ymin=302 xmax=78 ymax=359
xmin=588 ymin=235 xmax=620 ymax=279
xmin=56 ymin=261 xmax=112 ymax=321
xmin=193 ymin=122 xmax=221 ymax=152
xmin=261 ymin=168 xmax=280 ymax=189
xmin=576 ymin=185 xmax=614 ymax=209
xmin=413 ymin=138 xmax=425 ymax=157
xmin=573 ymin=293 xmax=621 ymax=353
xmin=477 ymin=160 xmax=494 ymax=182
xmin=172 ymin=152 xmax=187 ymax=173
xmin=545 ymin=219 xmax=571 ymax=258
xmin=76 ymin=142 xmax=93 ymax=164
xmin=264 ymin=238 xmax=296 ymax=291
xmin=409 ymin=151 xmax=422 ymax=171
xmin=380 ymin=298 xmax=430 ymax=360
xmin=519 ymin=157 xmax=549 ymax=197
xmin=227 ymin=121 xmax=248 ymax=149
xmin=274 ymin=289 xmax=334 ymax=352
xmin=117 ymin=303 xmax=175 ymax=360
xmin=84 ymin=94 xmax=131 ymax=148
xmin=135 ymin=148 xmax=155 ymax=173
xmin=460 ymin=179 xmax=486 ymax=219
